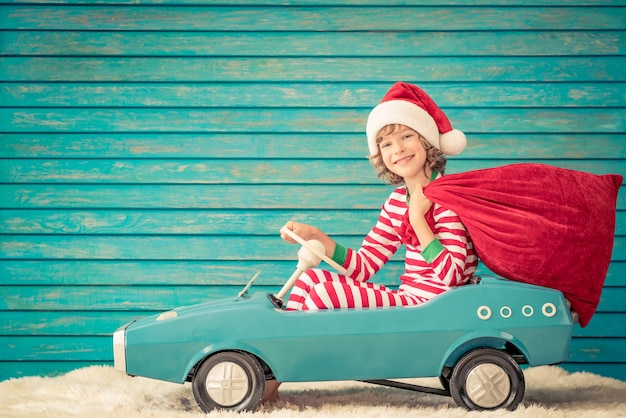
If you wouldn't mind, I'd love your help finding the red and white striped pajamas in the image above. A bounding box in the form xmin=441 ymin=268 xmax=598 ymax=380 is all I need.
xmin=285 ymin=184 xmax=478 ymax=311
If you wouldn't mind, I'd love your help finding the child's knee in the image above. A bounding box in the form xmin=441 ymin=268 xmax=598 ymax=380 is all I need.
xmin=304 ymin=282 xmax=336 ymax=310
xmin=293 ymin=270 xmax=313 ymax=289
xmin=298 ymin=268 xmax=325 ymax=286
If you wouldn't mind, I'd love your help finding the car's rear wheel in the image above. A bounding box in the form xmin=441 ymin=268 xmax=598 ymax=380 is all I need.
xmin=449 ymin=348 xmax=525 ymax=411
xmin=192 ymin=351 xmax=265 ymax=412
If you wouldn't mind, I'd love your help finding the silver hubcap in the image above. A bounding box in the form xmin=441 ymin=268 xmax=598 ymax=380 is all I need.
xmin=465 ymin=363 xmax=511 ymax=408
xmin=205 ymin=361 xmax=250 ymax=406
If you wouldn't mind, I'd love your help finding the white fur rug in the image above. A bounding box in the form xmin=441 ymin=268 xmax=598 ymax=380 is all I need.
xmin=1 ymin=366 xmax=625 ymax=418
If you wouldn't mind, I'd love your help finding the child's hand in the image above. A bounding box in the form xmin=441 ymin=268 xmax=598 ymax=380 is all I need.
xmin=409 ymin=185 xmax=433 ymax=217
xmin=408 ymin=185 xmax=436 ymax=249
xmin=280 ymin=221 xmax=319 ymax=244
xmin=281 ymin=221 xmax=336 ymax=258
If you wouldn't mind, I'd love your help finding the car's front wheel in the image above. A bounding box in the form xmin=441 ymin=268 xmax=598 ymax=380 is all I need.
xmin=449 ymin=348 xmax=525 ymax=411
xmin=192 ymin=351 xmax=265 ymax=413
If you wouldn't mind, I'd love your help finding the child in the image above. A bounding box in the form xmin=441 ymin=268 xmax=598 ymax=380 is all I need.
xmin=281 ymin=82 xmax=478 ymax=311
xmin=263 ymin=82 xmax=478 ymax=403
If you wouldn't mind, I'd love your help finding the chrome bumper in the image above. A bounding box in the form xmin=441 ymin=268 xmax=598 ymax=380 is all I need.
xmin=113 ymin=322 xmax=132 ymax=373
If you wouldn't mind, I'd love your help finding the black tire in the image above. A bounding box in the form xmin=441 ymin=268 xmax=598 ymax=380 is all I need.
xmin=449 ymin=348 xmax=525 ymax=411
xmin=192 ymin=351 xmax=265 ymax=413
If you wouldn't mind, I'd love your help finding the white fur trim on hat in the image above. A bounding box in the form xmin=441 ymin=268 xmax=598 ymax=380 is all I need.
xmin=366 ymin=100 xmax=440 ymax=155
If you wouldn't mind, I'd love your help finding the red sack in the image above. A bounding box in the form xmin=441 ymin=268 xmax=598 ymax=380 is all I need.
xmin=424 ymin=163 xmax=622 ymax=327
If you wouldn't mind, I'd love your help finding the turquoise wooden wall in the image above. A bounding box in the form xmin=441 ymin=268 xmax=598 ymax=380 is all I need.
xmin=1 ymin=1 xmax=625 ymax=381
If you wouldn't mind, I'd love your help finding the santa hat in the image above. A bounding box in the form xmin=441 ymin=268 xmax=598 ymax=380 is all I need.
xmin=366 ymin=82 xmax=466 ymax=156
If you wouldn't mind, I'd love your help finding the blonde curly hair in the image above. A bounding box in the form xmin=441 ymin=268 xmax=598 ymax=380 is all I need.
xmin=368 ymin=124 xmax=447 ymax=185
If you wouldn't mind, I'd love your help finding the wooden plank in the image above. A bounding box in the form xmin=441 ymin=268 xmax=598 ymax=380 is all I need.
xmin=0 ymin=285 xmax=282 ymax=311
xmin=2 ymin=310 xmax=623 ymax=337
xmin=3 ymin=0 xmax=625 ymax=6
xmin=0 ymin=184 xmax=391 ymax=209
xmin=560 ymin=363 xmax=626 ymax=381
xmin=2 ymin=57 xmax=624 ymax=83
xmin=0 ymin=260 xmax=340 ymax=286
xmin=0 ymin=209 xmax=381 ymax=235
xmin=2 ymin=159 xmax=625 ymax=184
xmin=2 ymin=183 xmax=624 ymax=210
xmin=1 ymin=209 xmax=623 ymax=236
xmin=2 ymin=133 xmax=624 ymax=159
xmin=2 ymin=6 xmax=624 ymax=31
xmin=573 ymin=313 xmax=626 ymax=337
xmin=1 ymin=285 xmax=623 ymax=312
xmin=568 ymin=338 xmax=626 ymax=363
xmin=2 ymin=108 xmax=624 ymax=133
xmin=3 ymin=82 xmax=624 ymax=108
xmin=0 ymin=336 xmax=112 ymax=361
xmin=465 ymin=134 xmax=626 ymax=160
xmin=0 ymin=235 xmax=385 ymax=260
xmin=3 ymin=31 xmax=623 ymax=57
xmin=0 ymin=159 xmax=379 ymax=185
xmin=578 ymin=288 xmax=624 ymax=313
xmin=0 ymin=311 xmax=162 ymax=336
xmin=605 ymin=261 xmax=626 ymax=286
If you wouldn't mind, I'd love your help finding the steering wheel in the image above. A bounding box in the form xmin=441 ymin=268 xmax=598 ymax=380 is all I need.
xmin=271 ymin=227 xmax=348 ymax=306
xmin=280 ymin=227 xmax=348 ymax=275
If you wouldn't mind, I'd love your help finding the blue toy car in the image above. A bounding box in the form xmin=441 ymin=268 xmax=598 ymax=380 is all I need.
xmin=113 ymin=228 xmax=576 ymax=412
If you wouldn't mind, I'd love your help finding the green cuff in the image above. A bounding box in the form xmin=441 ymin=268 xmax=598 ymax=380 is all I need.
xmin=331 ymin=242 xmax=348 ymax=266
xmin=421 ymin=239 xmax=444 ymax=264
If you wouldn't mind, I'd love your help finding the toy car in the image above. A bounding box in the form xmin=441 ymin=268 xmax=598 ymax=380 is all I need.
xmin=113 ymin=228 xmax=576 ymax=412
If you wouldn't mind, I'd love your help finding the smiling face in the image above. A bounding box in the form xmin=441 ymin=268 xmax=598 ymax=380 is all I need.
xmin=378 ymin=125 xmax=430 ymax=184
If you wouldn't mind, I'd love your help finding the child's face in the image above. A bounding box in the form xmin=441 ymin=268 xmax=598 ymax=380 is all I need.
xmin=378 ymin=126 xmax=427 ymax=182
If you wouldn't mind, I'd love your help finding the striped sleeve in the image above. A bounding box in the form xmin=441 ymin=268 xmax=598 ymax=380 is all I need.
xmin=341 ymin=200 xmax=402 ymax=283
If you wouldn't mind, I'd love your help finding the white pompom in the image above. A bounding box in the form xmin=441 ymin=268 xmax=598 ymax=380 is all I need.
xmin=439 ymin=129 xmax=467 ymax=155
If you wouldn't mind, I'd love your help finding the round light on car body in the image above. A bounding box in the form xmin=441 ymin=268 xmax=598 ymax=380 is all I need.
xmin=500 ymin=306 xmax=512 ymax=318
xmin=477 ymin=305 xmax=492 ymax=320
xmin=522 ymin=305 xmax=534 ymax=317
xmin=542 ymin=302 xmax=557 ymax=317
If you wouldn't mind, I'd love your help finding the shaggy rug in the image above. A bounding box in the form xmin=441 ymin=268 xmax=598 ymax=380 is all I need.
xmin=1 ymin=365 xmax=625 ymax=418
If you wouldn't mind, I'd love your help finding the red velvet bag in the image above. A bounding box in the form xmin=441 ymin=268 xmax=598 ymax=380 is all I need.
xmin=423 ymin=163 xmax=622 ymax=327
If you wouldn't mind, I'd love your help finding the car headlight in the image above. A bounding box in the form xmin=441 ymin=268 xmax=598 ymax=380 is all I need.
xmin=113 ymin=323 xmax=131 ymax=373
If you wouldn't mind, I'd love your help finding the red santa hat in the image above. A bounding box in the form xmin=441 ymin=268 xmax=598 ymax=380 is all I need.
xmin=366 ymin=82 xmax=467 ymax=156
